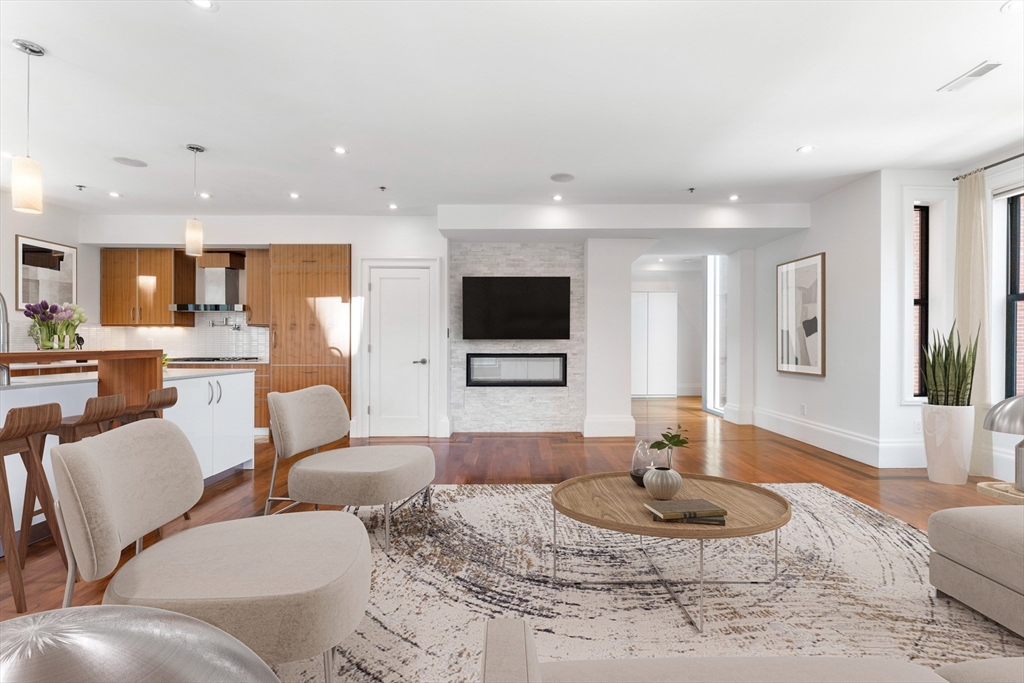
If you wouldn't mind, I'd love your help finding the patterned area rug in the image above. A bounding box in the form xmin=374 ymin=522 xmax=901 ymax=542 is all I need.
xmin=274 ymin=483 xmax=1024 ymax=683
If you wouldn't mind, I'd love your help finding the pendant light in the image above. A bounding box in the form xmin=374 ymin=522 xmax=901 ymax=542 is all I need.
xmin=184 ymin=144 xmax=205 ymax=257
xmin=11 ymin=39 xmax=45 ymax=214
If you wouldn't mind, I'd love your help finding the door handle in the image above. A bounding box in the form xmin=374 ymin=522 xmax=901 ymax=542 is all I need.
xmin=207 ymin=381 xmax=214 ymax=405
xmin=131 ymin=307 xmax=136 ymax=322
xmin=139 ymin=307 xmax=142 ymax=322
xmin=413 ymin=358 xmax=427 ymax=365
xmin=216 ymin=380 xmax=223 ymax=404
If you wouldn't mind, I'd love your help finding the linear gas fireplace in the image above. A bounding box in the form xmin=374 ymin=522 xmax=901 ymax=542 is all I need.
xmin=466 ymin=353 xmax=567 ymax=387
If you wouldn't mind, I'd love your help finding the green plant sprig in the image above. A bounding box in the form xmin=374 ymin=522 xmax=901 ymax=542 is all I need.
xmin=922 ymin=322 xmax=979 ymax=407
xmin=650 ymin=424 xmax=689 ymax=450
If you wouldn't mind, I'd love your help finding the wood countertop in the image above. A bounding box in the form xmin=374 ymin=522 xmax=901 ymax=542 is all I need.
xmin=0 ymin=349 xmax=162 ymax=364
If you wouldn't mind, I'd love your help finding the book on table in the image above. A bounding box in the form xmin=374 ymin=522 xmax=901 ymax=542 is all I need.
xmin=645 ymin=499 xmax=727 ymax=521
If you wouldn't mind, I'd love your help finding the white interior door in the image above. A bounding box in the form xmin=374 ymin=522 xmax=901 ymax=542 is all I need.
xmin=631 ymin=292 xmax=649 ymax=395
xmin=647 ymin=291 xmax=678 ymax=396
xmin=369 ymin=268 xmax=430 ymax=436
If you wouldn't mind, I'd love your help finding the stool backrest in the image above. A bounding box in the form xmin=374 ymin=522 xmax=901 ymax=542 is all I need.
xmin=50 ymin=419 xmax=203 ymax=581
xmin=78 ymin=394 xmax=126 ymax=426
xmin=0 ymin=403 xmax=62 ymax=442
xmin=144 ymin=387 xmax=178 ymax=411
xmin=267 ymin=385 xmax=350 ymax=459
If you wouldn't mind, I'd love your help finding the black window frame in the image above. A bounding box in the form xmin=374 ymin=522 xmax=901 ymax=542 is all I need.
xmin=914 ymin=205 xmax=930 ymax=397
xmin=1007 ymin=194 xmax=1022 ymax=398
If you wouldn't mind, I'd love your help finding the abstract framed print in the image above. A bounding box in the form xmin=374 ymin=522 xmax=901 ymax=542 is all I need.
xmin=777 ymin=252 xmax=825 ymax=376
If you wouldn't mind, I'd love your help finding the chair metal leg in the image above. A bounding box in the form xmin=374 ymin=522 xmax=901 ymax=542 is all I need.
xmin=136 ymin=538 xmax=143 ymax=555
xmin=264 ymin=456 xmax=281 ymax=516
xmin=323 ymin=646 xmax=334 ymax=683
xmin=384 ymin=502 xmax=391 ymax=553
xmin=314 ymin=503 xmax=319 ymax=511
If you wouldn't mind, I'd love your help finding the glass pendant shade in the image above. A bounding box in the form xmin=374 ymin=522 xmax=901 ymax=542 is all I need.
xmin=185 ymin=218 xmax=203 ymax=257
xmin=11 ymin=156 xmax=42 ymax=214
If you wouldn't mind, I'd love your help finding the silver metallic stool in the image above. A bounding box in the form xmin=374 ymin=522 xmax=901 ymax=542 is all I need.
xmin=983 ymin=394 xmax=1024 ymax=492
xmin=266 ymin=384 xmax=436 ymax=552
xmin=0 ymin=605 xmax=278 ymax=682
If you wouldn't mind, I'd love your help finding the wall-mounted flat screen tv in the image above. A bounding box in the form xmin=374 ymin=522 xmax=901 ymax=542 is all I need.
xmin=462 ymin=276 xmax=570 ymax=340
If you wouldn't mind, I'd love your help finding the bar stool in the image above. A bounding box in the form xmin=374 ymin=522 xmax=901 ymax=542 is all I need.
xmin=119 ymin=387 xmax=178 ymax=424
xmin=0 ymin=403 xmax=65 ymax=613
xmin=49 ymin=395 xmax=126 ymax=444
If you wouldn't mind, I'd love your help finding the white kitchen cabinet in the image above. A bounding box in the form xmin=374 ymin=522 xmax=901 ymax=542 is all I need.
xmin=163 ymin=371 xmax=254 ymax=479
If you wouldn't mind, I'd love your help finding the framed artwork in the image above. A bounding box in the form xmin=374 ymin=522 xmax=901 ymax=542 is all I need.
xmin=777 ymin=252 xmax=825 ymax=376
xmin=15 ymin=234 xmax=77 ymax=310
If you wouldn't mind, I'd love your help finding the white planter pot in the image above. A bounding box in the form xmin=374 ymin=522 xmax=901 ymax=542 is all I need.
xmin=922 ymin=404 xmax=974 ymax=485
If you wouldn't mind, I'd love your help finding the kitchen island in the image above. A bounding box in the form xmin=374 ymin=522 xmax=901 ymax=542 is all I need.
xmin=0 ymin=364 xmax=255 ymax=542
xmin=0 ymin=349 xmax=163 ymax=406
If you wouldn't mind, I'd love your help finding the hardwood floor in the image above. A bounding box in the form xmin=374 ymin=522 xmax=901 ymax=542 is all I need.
xmin=0 ymin=397 xmax=1001 ymax=621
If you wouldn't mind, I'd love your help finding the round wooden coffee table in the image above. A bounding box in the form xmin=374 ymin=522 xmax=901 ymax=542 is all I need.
xmin=551 ymin=472 xmax=791 ymax=632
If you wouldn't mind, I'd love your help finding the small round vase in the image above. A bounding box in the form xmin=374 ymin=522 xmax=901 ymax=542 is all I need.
xmin=643 ymin=467 xmax=682 ymax=500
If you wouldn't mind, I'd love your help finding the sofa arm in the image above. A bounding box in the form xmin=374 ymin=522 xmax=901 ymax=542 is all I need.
xmin=481 ymin=619 xmax=543 ymax=683
xmin=935 ymin=658 xmax=1024 ymax=683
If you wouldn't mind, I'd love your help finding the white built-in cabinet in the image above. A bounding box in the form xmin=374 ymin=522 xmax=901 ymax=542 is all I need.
xmin=163 ymin=371 xmax=255 ymax=478
xmin=631 ymin=291 xmax=678 ymax=397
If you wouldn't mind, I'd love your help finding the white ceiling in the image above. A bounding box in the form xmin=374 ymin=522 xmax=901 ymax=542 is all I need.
xmin=0 ymin=1 xmax=1021 ymax=216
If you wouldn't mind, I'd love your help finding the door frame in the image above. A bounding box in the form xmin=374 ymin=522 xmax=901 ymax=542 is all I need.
xmin=354 ymin=258 xmax=448 ymax=438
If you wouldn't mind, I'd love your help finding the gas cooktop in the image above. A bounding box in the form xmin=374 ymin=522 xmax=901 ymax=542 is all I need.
xmin=170 ymin=356 xmax=260 ymax=362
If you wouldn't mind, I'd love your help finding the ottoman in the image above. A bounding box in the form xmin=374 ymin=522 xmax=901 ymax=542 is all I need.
xmin=928 ymin=505 xmax=1024 ymax=636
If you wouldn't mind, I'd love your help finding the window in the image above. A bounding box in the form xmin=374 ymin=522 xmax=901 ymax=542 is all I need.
xmin=913 ymin=206 xmax=929 ymax=397
xmin=1007 ymin=194 xmax=1023 ymax=398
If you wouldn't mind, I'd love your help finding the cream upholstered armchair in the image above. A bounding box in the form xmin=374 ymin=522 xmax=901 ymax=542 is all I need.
xmin=50 ymin=419 xmax=371 ymax=682
xmin=266 ymin=384 xmax=435 ymax=552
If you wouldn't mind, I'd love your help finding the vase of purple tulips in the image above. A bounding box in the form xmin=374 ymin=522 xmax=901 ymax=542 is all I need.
xmin=24 ymin=301 xmax=88 ymax=350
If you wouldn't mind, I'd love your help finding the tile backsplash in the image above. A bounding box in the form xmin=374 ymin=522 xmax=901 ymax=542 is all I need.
xmin=8 ymin=312 xmax=269 ymax=360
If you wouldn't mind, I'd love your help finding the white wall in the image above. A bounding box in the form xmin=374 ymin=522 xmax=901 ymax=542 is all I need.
xmin=584 ymin=238 xmax=657 ymax=436
xmin=753 ymin=173 xmax=884 ymax=466
xmin=631 ymin=270 xmax=703 ymax=396
xmin=1 ymin=191 xmax=99 ymax=323
xmin=77 ymin=213 xmax=449 ymax=437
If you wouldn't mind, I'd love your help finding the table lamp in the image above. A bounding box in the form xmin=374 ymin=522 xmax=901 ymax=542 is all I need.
xmin=983 ymin=395 xmax=1024 ymax=492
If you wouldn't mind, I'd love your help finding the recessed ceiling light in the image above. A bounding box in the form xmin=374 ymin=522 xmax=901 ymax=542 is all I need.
xmin=289 ymin=192 xmax=300 ymax=199
xmin=333 ymin=146 xmax=347 ymax=155
xmin=199 ymin=192 xmax=211 ymax=199
xmin=389 ymin=204 xmax=398 ymax=210
xmin=658 ymin=258 xmax=664 ymax=262
xmin=1 ymin=151 xmax=12 ymax=159
xmin=187 ymin=0 xmax=218 ymax=11
xmin=109 ymin=192 xmax=121 ymax=198
xmin=1001 ymin=1 xmax=1020 ymax=13
xmin=913 ymin=200 xmax=921 ymax=205
xmin=797 ymin=145 xmax=815 ymax=153
xmin=553 ymin=195 xmax=562 ymax=201
xmin=729 ymin=195 xmax=740 ymax=201
xmin=550 ymin=173 xmax=575 ymax=183
xmin=112 ymin=156 xmax=148 ymax=167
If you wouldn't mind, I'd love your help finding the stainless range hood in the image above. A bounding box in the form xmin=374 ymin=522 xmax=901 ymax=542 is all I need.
xmin=171 ymin=258 xmax=246 ymax=313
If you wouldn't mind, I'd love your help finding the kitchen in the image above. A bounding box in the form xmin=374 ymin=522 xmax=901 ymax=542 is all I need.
xmin=0 ymin=244 xmax=350 ymax=557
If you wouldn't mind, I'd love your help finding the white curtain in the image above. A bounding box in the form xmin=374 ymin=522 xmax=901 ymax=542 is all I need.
xmin=953 ymin=170 xmax=990 ymax=469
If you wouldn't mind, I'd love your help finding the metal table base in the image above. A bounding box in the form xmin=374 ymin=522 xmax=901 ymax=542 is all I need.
xmin=551 ymin=508 xmax=780 ymax=633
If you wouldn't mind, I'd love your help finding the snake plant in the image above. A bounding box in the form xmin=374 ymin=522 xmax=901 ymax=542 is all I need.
xmin=922 ymin=323 xmax=979 ymax=406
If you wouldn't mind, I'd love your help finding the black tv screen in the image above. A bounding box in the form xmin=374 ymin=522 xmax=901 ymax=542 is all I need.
xmin=463 ymin=277 xmax=570 ymax=340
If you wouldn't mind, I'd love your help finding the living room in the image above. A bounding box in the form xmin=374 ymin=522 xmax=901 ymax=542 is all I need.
xmin=0 ymin=1 xmax=1022 ymax=682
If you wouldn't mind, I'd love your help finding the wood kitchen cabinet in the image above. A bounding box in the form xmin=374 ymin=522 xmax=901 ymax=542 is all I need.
xmin=269 ymin=244 xmax=351 ymax=408
xmin=100 ymin=248 xmax=195 ymax=327
xmin=245 ymin=249 xmax=271 ymax=326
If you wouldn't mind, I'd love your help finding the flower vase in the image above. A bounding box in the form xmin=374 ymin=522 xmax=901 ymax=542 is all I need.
xmin=40 ymin=330 xmax=55 ymax=349
xmin=643 ymin=466 xmax=683 ymax=500
xmin=630 ymin=445 xmax=672 ymax=487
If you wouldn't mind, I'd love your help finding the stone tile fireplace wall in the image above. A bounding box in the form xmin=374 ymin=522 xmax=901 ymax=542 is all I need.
xmin=449 ymin=242 xmax=585 ymax=432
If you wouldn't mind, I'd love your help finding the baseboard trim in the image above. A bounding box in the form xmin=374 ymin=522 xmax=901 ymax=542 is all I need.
xmin=753 ymin=407 xmax=881 ymax=467
xmin=723 ymin=403 xmax=753 ymax=425
xmin=583 ymin=415 xmax=636 ymax=438
xmin=677 ymin=383 xmax=702 ymax=397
